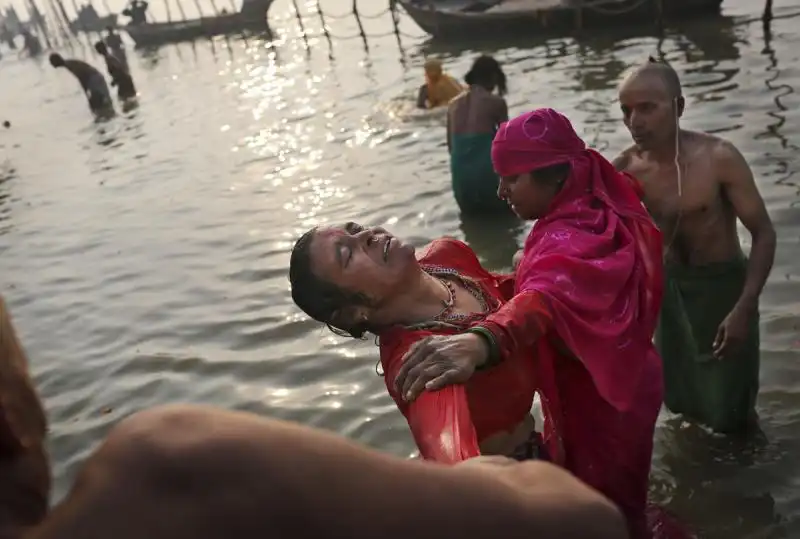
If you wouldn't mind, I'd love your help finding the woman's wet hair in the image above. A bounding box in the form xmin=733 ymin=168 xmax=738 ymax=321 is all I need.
xmin=531 ymin=162 xmax=571 ymax=189
xmin=465 ymin=55 xmax=507 ymax=96
xmin=289 ymin=228 xmax=372 ymax=339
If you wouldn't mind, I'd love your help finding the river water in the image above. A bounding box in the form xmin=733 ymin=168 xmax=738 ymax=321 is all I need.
xmin=1 ymin=0 xmax=798 ymax=536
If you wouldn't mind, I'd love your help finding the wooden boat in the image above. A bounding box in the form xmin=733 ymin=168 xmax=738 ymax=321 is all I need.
xmin=124 ymin=0 xmax=273 ymax=47
xmin=398 ymin=0 xmax=725 ymax=39
xmin=69 ymin=5 xmax=118 ymax=33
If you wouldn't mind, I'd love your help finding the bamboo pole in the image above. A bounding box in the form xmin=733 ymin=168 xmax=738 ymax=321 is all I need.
xmin=189 ymin=0 xmax=204 ymax=19
xmin=174 ymin=0 xmax=188 ymax=21
xmin=352 ymin=0 xmax=366 ymax=47
xmin=315 ymin=0 xmax=329 ymax=41
xmin=290 ymin=0 xmax=305 ymax=37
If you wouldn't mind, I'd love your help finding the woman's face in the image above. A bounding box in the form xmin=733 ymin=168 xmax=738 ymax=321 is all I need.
xmin=497 ymin=173 xmax=559 ymax=221
xmin=307 ymin=222 xmax=417 ymax=309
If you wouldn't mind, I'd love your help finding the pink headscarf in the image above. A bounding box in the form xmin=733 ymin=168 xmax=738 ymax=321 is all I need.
xmin=492 ymin=108 xmax=664 ymax=413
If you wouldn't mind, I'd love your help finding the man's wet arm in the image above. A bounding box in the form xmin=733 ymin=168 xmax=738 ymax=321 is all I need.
xmin=717 ymin=140 xmax=776 ymax=307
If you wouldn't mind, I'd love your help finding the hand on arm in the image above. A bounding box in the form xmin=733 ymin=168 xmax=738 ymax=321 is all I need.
xmin=394 ymin=333 xmax=489 ymax=402
xmin=713 ymin=140 xmax=776 ymax=359
xmin=384 ymin=335 xmax=481 ymax=462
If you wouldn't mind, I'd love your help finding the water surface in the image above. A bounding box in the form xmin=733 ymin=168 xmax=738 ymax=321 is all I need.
xmin=1 ymin=0 xmax=798 ymax=536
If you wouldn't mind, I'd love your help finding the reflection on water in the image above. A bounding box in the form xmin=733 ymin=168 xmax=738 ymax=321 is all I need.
xmin=1 ymin=0 xmax=800 ymax=536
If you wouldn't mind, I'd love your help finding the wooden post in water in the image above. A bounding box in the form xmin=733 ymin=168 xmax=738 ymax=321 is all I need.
xmin=654 ymin=0 xmax=664 ymax=33
xmin=290 ymin=0 xmax=306 ymax=39
xmin=315 ymin=0 xmax=330 ymax=41
xmin=389 ymin=0 xmax=400 ymax=38
xmin=763 ymin=0 xmax=773 ymax=22
xmin=174 ymin=0 xmax=189 ymax=22
xmin=190 ymin=0 xmax=205 ymax=19
xmin=28 ymin=0 xmax=53 ymax=48
xmin=572 ymin=1 xmax=582 ymax=33
xmin=163 ymin=0 xmax=172 ymax=22
xmin=351 ymin=0 xmax=367 ymax=47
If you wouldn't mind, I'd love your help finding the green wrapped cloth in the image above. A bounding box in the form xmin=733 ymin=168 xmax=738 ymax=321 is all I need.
xmin=656 ymin=256 xmax=760 ymax=433
xmin=450 ymin=132 xmax=511 ymax=216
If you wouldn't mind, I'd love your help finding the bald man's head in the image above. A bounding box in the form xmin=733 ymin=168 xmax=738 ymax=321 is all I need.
xmin=618 ymin=56 xmax=684 ymax=150
xmin=624 ymin=56 xmax=682 ymax=99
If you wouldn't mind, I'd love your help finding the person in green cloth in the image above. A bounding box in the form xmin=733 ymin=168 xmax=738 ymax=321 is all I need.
xmin=447 ymin=55 xmax=513 ymax=216
xmin=613 ymin=57 xmax=776 ymax=434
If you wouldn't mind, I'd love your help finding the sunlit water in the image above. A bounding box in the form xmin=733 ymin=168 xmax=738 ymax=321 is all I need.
xmin=1 ymin=0 xmax=799 ymax=536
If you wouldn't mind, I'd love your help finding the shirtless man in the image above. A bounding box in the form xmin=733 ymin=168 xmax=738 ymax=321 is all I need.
xmin=49 ymin=53 xmax=114 ymax=115
xmin=614 ymin=57 xmax=776 ymax=434
xmin=0 ymin=296 xmax=627 ymax=539
xmin=94 ymin=41 xmax=136 ymax=101
xmin=447 ymin=55 xmax=511 ymax=216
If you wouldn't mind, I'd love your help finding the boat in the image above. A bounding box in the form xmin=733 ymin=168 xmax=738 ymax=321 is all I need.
xmin=398 ymin=0 xmax=725 ymax=39
xmin=69 ymin=4 xmax=118 ymax=33
xmin=124 ymin=0 xmax=273 ymax=47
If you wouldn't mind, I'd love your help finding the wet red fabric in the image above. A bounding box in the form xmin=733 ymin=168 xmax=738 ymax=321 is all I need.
xmin=485 ymin=108 xmax=672 ymax=538
xmin=378 ymin=238 xmax=539 ymax=464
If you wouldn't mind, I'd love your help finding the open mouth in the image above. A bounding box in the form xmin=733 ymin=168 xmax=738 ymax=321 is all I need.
xmin=383 ymin=238 xmax=391 ymax=261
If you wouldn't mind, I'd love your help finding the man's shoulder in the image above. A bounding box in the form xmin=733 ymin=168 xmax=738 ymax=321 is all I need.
xmin=686 ymin=130 xmax=745 ymax=170
xmin=611 ymin=144 xmax=638 ymax=171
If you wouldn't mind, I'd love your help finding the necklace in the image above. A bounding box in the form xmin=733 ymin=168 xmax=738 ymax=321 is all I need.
xmin=422 ymin=266 xmax=493 ymax=324
xmin=432 ymin=277 xmax=456 ymax=319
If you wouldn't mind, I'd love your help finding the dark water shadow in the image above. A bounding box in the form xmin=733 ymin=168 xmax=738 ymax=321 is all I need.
xmin=459 ymin=212 xmax=523 ymax=271
xmin=137 ymin=46 xmax=164 ymax=71
xmin=652 ymin=418 xmax=788 ymax=539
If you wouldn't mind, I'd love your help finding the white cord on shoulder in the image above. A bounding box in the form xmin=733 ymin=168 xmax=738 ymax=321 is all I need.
xmin=674 ymin=101 xmax=682 ymax=198
xmin=665 ymin=98 xmax=682 ymax=251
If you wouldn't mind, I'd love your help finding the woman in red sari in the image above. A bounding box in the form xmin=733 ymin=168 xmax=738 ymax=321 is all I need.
xmin=288 ymin=109 xmax=682 ymax=538
xmin=289 ymin=223 xmax=544 ymax=462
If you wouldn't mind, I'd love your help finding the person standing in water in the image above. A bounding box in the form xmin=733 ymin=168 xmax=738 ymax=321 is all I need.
xmin=447 ymin=55 xmax=511 ymax=216
xmin=0 ymin=295 xmax=627 ymax=539
xmin=49 ymin=53 xmax=114 ymax=115
xmin=614 ymin=57 xmax=776 ymax=434
xmin=95 ymin=41 xmax=136 ymax=101
xmin=416 ymin=59 xmax=463 ymax=110
xmin=104 ymin=26 xmax=128 ymax=70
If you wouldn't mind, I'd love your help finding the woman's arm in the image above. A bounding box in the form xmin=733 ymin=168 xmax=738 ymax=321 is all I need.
xmin=381 ymin=332 xmax=481 ymax=463
xmin=472 ymin=291 xmax=553 ymax=367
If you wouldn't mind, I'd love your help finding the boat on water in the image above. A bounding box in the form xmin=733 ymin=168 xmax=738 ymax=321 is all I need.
xmin=69 ymin=4 xmax=118 ymax=33
xmin=398 ymin=0 xmax=725 ymax=39
xmin=124 ymin=0 xmax=273 ymax=47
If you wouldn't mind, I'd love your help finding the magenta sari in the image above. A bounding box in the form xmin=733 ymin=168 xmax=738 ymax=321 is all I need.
xmin=490 ymin=108 xmax=689 ymax=539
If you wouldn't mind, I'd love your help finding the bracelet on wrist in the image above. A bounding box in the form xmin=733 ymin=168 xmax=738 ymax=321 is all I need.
xmin=466 ymin=326 xmax=501 ymax=371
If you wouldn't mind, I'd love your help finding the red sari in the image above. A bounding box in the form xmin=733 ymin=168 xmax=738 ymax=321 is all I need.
xmin=378 ymin=238 xmax=539 ymax=463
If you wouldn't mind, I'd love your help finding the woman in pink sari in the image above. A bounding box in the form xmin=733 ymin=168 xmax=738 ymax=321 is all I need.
xmin=395 ymin=108 xmax=674 ymax=538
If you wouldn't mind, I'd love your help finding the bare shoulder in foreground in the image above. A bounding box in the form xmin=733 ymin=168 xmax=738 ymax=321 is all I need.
xmin=29 ymin=405 xmax=627 ymax=539
xmin=0 ymin=294 xmax=626 ymax=539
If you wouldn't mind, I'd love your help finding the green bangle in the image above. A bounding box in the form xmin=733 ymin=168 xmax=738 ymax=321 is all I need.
xmin=467 ymin=326 xmax=501 ymax=371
